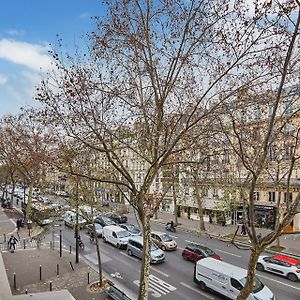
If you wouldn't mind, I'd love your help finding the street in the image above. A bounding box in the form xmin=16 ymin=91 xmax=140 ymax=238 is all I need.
xmin=46 ymin=213 xmax=300 ymax=300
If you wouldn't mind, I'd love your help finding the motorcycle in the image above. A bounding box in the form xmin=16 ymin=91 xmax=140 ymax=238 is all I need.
xmin=165 ymin=223 xmax=176 ymax=233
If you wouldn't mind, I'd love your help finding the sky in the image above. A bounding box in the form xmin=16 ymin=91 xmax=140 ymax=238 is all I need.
xmin=0 ymin=0 xmax=105 ymax=117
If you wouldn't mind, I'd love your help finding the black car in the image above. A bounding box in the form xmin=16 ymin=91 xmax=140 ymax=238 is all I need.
xmin=109 ymin=213 xmax=127 ymax=224
xmin=94 ymin=216 xmax=116 ymax=227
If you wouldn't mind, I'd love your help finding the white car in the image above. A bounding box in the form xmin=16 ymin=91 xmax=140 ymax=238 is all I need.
xmin=257 ymin=254 xmax=300 ymax=281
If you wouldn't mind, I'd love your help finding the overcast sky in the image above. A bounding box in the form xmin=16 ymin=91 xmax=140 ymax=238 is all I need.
xmin=0 ymin=0 xmax=103 ymax=117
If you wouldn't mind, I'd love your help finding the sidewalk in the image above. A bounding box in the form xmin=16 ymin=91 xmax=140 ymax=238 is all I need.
xmin=153 ymin=211 xmax=300 ymax=257
xmin=0 ymin=207 xmax=122 ymax=300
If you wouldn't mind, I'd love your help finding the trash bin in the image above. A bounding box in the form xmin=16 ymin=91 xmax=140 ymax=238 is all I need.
xmin=27 ymin=220 xmax=33 ymax=229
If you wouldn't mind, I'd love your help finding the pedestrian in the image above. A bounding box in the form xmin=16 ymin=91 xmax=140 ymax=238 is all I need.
xmin=241 ymin=224 xmax=246 ymax=235
xmin=16 ymin=219 xmax=21 ymax=231
xmin=209 ymin=214 xmax=212 ymax=224
xmin=8 ymin=235 xmax=18 ymax=253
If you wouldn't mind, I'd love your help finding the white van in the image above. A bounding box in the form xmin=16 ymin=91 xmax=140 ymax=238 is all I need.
xmin=194 ymin=258 xmax=275 ymax=300
xmin=103 ymin=225 xmax=131 ymax=249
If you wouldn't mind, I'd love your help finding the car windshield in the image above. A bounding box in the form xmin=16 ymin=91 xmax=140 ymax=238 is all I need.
xmin=202 ymin=248 xmax=214 ymax=257
xmin=128 ymin=225 xmax=140 ymax=234
xmin=240 ymin=276 xmax=264 ymax=294
xmin=160 ymin=234 xmax=172 ymax=242
xmin=117 ymin=231 xmax=130 ymax=238
xmin=151 ymin=243 xmax=159 ymax=251
xmin=95 ymin=224 xmax=102 ymax=230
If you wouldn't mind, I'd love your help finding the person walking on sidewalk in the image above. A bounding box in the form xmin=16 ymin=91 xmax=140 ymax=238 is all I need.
xmin=8 ymin=235 xmax=18 ymax=253
xmin=16 ymin=219 xmax=22 ymax=231
xmin=241 ymin=224 xmax=246 ymax=235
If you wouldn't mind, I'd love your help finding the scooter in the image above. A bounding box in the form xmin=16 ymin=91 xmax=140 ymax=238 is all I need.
xmin=165 ymin=223 xmax=176 ymax=233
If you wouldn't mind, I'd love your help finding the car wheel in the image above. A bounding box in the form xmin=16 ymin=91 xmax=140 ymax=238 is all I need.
xmin=116 ymin=243 xmax=120 ymax=249
xmin=161 ymin=245 xmax=166 ymax=251
xmin=287 ymin=273 xmax=298 ymax=282
xmin=256 ymin=263 xmax=264 ymax=271
xmin=199 ymin=281 xmax=206 ymax=291
xmin=128 ymin=249 xmax=133 ymax=256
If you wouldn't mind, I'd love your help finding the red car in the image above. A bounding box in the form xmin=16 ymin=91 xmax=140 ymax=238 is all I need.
xmin=182 ymin=244 xmax=221 ymax=262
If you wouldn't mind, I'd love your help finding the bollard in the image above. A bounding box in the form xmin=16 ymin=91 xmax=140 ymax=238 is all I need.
xmin=56 ymin=264 xmax=59 ymax=275
xmin=69 ymin=245 xmax=71 ymax=254
xmin=25 ymin=289 xmax=28 ymax=294
xmin=39 ymin=265 xmax=42 ymax=281
xmin=50 ymin=281 xmax=52 ymax=291
xmin=23 ymin=239 xmax=26 ymax=249
xmin=59 ymin=230 xmax=62 ymax=257
xmin=50 ymin=241 xmax=52 ymax=249
xmin=13 ymin=273 xmax=16 ymax=290
xmin=87 ymin=272 xmax=90 ymax=284
xmin=4 ymin=234 xmax=6 ymax=243
xmin=69 ymin=261 xmax=74 ymax=271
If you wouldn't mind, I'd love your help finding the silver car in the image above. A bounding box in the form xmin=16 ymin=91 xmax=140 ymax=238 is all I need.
xmin=127 ymin=235 xmax=165 ymax=264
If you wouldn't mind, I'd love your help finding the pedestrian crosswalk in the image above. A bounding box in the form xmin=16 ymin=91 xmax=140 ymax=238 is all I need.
xmin=0 ymin=238 xmax=37 ymax=251
xmin=133 ymin=274 xmax=176 ymax=298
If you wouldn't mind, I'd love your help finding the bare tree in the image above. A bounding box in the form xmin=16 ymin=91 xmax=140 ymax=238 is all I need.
xmin=36 ymin=1 xmax=300 ymax=299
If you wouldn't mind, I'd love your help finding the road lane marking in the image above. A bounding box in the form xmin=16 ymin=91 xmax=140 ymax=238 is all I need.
xmin=150 ymin=266 xmax=169 ymax=277
xmin=257 ymin=274 xmax=300 ymax=291
xmin=185 ymin=240 xmax=197 ymax=244
xmin=134 ymin=274 xmax=176 ymax=298
xmin=215 ymin=249 xmax=241 ymax=258
xmin=168 ymin=234 xmax=178 ymax=239
xmin=180 ymin=282 xmax=215 ymax=299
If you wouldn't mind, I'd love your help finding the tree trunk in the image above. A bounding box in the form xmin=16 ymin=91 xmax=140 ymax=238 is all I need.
xmin=138 ymin=216 xmax=151 ymax=300
xmin=194 ymin=184 xmax=205 ymax=231
xmin=198 ymin=203 xmax=205 ymax=231
xmin=237 ymin=248 xmax=261 ymax=300
xmin=9 ymin=179 xmax=16 ymax=209
xmin=172 ymin=185 xmax=178 ymax=225
xmin=93 ymin=222 xmax=103 ymax=286
xmin=25 ymin=181 xmax=33 ymax=222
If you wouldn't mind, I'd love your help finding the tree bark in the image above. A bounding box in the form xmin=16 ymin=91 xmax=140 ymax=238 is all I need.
xmin=138 ymin=216 xmax=151 ymax=300
xmin=236 ymin=248 xmax=262 ymax=300
xmin=9 ymin=178 xmax=16 ymax=209
xmin=25 ymin=181 xmax=33 ymax=222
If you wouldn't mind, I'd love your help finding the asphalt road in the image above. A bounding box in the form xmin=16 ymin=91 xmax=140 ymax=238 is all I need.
xmin=8 ymin=191 xmax=300 ymax=299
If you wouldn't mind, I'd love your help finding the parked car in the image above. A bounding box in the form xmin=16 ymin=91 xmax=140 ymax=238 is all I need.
xmin=120 ymin=224 xmax=141 ymax=236
xmin=195 ymin=258 xmax=274 ymax=299
xmin=103 ymin=225 xmax=131 ymax=249
xmin=108 ymin=213 xmax=127 ymax=224
xmin=86 ymin=223 xmax=103 ymax=237
xmin=151 ymin=231 xmax=177 ymax=251
xmin=64 ymin=212 xmax=86 ymax=229
xmin=95 ymin=215 xmax=116 ymax=227
xmin=127 ymin=235 xmax=165 ymax=264
xmin=257 ymin=254 xmax=300 ymax=281
xmin=182 ymin=243 xmax=221 ymax=262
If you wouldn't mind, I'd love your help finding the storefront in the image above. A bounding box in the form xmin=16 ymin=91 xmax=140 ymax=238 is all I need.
xmin=236 ymin=204 xmax=277 ymax=229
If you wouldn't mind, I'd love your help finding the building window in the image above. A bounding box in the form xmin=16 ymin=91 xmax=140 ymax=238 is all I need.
xmin=223 ymin=152 xmax=230 ymax=164
xmin=253 ymin=191 xmax=260 ymax=201
xmin=284 ymin=146 xmax=293 ymax=160
xmin=284 ymin=192 xmax=293 ymax=203
xmin=213 ymin=189 xmax=218 ymax=197
xmin=268 ymin=105 xmax=273 ymax=117
xmin=268 ymin=192 xmax=275 ymax=203
xmin=285 ymin=101 xmax=293 ymax=114
xmin=253 ymin=106 xmax=261 ymax=120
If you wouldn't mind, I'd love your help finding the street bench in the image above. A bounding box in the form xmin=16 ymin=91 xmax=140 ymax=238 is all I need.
xmin=105 ymin=285 xmax=131 ymax=300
